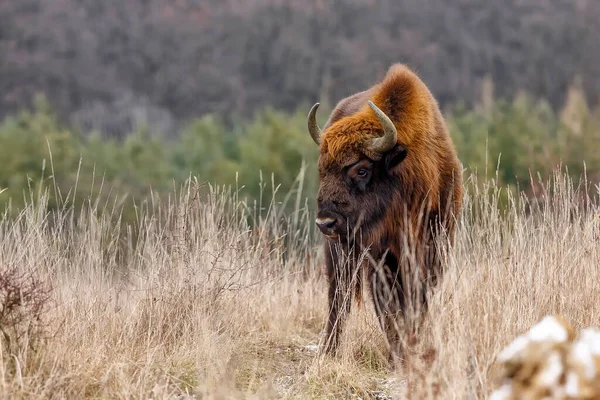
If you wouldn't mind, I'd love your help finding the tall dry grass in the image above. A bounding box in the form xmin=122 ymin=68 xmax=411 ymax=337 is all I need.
xmin=0 ymin=169 xmax=598 ymax=399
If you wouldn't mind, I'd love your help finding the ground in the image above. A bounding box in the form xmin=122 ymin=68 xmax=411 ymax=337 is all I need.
xmin=0 ymin=173 xmax=598 ymax=399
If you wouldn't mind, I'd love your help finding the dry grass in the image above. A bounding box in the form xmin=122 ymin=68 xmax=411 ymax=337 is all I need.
xmin=0 ymin=170 xmax=598 ymax=399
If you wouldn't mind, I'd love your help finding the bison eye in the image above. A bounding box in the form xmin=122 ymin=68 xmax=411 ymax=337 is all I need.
xmin=357 ymin=169 xmax=368 ymax=178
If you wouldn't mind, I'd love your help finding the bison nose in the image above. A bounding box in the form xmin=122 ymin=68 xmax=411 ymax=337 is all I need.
xmin=316 ymin=217 xmax=337 ymax=233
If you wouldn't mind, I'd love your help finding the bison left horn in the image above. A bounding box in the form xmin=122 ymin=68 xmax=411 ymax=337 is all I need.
xmin=367 ymin=101 xmax=397 ymax=153
xmin=307 ymin=102 xmax=322 ymax=145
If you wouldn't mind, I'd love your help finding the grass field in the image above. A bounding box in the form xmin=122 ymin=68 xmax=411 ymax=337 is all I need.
xmin=0 ymin=171 xmax=598 ymax=399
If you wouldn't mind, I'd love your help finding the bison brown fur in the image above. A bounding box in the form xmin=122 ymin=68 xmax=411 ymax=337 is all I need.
xmin=308 ymin=63 xmax=463 ymax=366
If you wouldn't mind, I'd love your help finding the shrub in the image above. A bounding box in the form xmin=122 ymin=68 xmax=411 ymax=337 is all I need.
xmin=1 ymin=91 xmax=599 ymax=223
xmin=0 ymin=266 xmax=52 ymax=354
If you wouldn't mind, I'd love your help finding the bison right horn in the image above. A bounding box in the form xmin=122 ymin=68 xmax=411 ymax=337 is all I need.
xmin=307 ymin=102 xmax=322 ymax=145
xmin=367 ymin=101 xmax=397 ymax=153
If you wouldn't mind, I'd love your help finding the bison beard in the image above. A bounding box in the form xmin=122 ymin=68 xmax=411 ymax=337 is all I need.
xmin=308 ymin=63 xmax=463 ymax=367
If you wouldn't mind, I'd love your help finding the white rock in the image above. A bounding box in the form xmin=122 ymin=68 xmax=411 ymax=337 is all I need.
xmin=304 ymin=344 xmax=318 ymax=352
xmin=489 ymin=383 xmax=513 ymax=400
xmin=528 ymin=316 xmax=568 ymax=343
xmin=497 ymin=335 xmax=529 ymax=362
xmin=565 ymin=371 xmax=580 ymax=397
xmin=537 ymin=351 xmax=563 ymax=386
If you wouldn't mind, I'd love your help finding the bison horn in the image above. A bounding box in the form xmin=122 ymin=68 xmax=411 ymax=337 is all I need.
xmin=367 ymin=100 xmax=397 ymax=153
xmin=307 ymin=102 xmax=322 ymax=145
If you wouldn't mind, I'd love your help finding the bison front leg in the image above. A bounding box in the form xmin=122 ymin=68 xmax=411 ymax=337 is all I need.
xmin=322 ymin=241 xmax=354 ymax=356
xmin=369 ymin=253 xmax=404 ymax=368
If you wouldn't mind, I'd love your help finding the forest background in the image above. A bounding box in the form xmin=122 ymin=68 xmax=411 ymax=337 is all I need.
xmin=1 ymin=0 xmax=599 ymax=218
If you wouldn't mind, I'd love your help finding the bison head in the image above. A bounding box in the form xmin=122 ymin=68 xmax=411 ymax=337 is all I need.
xmin=307 ymin=101 xmax=407 ymax=242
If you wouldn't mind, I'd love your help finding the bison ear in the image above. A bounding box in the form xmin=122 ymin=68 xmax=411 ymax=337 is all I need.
xmin=384 ymin=144 xmax=407 ymax=171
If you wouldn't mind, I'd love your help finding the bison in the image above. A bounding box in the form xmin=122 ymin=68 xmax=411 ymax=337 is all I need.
xmin=307 ymin=64 xmax=463 ymax=365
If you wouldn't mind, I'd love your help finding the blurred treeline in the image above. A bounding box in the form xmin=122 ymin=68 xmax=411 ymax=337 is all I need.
xmin=1 ymin=0 xmax=599 ymax=137
xmin=0 ymin=95 xmax=321 ymax=220
xmin=1 ymin=80 xmax=598 ymax=221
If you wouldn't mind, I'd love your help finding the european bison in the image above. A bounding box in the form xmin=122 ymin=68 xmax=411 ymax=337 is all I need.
xmin=307 ymin=64 xmax=463 ymax=365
